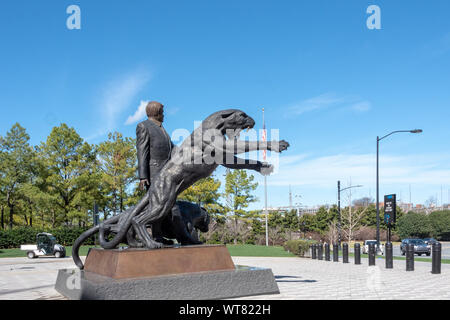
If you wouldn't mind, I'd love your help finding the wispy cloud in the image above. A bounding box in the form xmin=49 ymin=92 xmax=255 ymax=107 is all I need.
xmin=425 ymin=32 xmax=450 ymax=58
xmin=125 ymin=102 xmax=181 ymax=125
xmin=87 ymin=69 xmax=151 ymax=140
xmin=125 ymin=100 xmax=148 ymax=125
xmin=260 ymin=152 xmax=450 ymax=188
xmin=286 ymin=93 xmax=371 ymax=117
xmin=349 ymin=101 xmax=371 ymax=112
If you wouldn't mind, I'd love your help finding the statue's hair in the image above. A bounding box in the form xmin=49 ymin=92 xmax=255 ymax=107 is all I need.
xmin=146 ymin=101 xmax=164 ymax=118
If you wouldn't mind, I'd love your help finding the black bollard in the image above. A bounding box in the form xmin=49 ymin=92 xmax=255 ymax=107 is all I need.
xmin=385 ymin=242 xmax=393 ymax=269
xmin=432 ymin=242 xmax=441 ymax=274
xmin=368 ymin=243 xmax=376 ymax=266
xmin=333 ymin=243 xmax=339 ymax=262
xmin=324 ymin=243 xmax=330 ymax=261
xmin=311 ymin=244 xmax=317 ymax=259
xmin=317 ymin=243 xmax=323 ymax=260
xmin=354 ymin=243 xmax=361 ymax=265
xmin=406 ymin=243 xmax=414 ymax=271
xmin=343 ymin=243 xmax=349 ymax=263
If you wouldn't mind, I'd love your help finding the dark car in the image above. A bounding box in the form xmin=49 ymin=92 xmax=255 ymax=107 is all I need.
xmin=400 ymin=239 xmax=431 ymax=256
xmin=423 ymin=238 xmax=438 ymax=246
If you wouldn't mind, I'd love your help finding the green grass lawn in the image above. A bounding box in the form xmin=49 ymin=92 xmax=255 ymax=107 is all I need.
xmin=0 ymin=244 xmax=294 ymax=259
xmin=226 ymin=244 xmax=295 ymax=257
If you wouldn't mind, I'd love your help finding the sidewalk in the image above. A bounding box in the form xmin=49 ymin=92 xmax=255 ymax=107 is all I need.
xmin=0 ymin=255 xmax=448 ymax=300
xmin=231 ymin=256 xmax=450 ymax=300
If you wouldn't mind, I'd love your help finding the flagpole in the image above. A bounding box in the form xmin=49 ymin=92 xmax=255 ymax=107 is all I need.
xmin=263 ymin=108 xmax=268 ymax=246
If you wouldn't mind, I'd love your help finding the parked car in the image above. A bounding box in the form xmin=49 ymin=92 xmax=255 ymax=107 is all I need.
xmin=423 ymin=238 xmax=438 ymax=246
xmin=400 ymin=239 xmax=431 ymax=256
xmin=20 ymin=233 xmax=66 ymax=259
xmin=362 ymin=240 xmax=384 ymax=255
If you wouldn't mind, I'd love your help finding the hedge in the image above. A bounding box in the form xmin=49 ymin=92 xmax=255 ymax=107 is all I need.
xmin=0 ymin=227 xmax=95 ymax=249
xmin=283 ymin=239 xmax=318 ymax=257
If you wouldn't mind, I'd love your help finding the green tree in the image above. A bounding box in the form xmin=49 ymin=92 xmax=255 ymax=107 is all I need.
xmin=224 ymin=169 xmax=258 ymax=244
xmin=0 ymin=123 xmax=34 ymax=229
xmin=360 ymin=204 xmax=377 ymax=227
xmin=178 ymin=175 xmax=223 ymax=216
xmin=397 ymin=212 xmax=433 ymax=239
xmin=96 ymin=132 xmax=137 ymax=218
xmin=0 ymin=145 xmax=6 ymax=229
xmin=38 ymin=124 xmax=99 ymax=227
xmin=312 ymin=206 xmax=338 ymax=233
xmin=360 ymin=204 xmax=405 ymax=232
xmin=268 ymin=211 xmax=284 ymax=228
xmin=284 ymin=210 xmax=299 ymax=230
xmin=299 ymin=213 xmax=317 ymax=236
xmin=428 ymin=210 xmax=450 ymax=240
xmin=14 ymin=145 xmax=49 ymax=228
xmin=249 ymin=216 xmax=264 ymax=243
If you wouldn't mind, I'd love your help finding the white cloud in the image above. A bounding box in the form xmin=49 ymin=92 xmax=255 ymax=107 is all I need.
xmin=288 ymin=93 xmax=344 ymax=115
xmin=349 ymin=101 xmax=371 ymax=112
xmin=125 ymin=103 xmax=180 ymax=126
xmin=103 ymin=71 xmax=150 ymax=130
xmin=287 ymin=93 xmax=371 ymax=116
xmin=125 ymin=100 xmax=149 ymax=125
xmin=245 ymin=152 xmax=450 ymax=207
xmin=86 ymin=69 xmax=151 ymax=140
xmin=166 ymin=106 xmax=180 ymax=116
xmin=259 ymin=152 xmax=450 ymax=188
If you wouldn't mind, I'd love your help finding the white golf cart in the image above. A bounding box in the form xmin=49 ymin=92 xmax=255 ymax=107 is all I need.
xmin=20 ymin=233 xmax=66 ymax=259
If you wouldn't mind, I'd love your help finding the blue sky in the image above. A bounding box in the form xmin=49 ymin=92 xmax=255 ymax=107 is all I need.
xmin=1 ymin=1 xmax=450 ymax=210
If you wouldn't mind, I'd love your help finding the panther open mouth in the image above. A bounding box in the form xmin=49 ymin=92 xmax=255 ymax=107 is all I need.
xmin=228 ymin=124 xmax=254 ymax=140
xmin=225 ymin=117 xmax=255 ymax=140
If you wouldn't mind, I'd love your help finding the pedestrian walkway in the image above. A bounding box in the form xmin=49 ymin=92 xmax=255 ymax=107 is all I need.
xmin=231 ymin=256 xmax=450 ymax=300
xmin=0 ymin=255 xmax=448 ymax=300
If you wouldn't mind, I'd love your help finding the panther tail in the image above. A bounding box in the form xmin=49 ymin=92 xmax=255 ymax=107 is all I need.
xmin=72 ymin=225 xmax=100 ymax=269
xmin=72 ymin=213 xmax=121 ymax=269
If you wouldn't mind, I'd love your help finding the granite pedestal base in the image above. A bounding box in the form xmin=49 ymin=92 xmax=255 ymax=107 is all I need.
xmin=55 ymin=245 xmax=279 ymax=300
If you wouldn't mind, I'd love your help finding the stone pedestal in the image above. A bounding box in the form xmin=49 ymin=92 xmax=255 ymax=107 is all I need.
xmin=83 ymin=245 xmax=235 ymax=279
xmin=55 ymin=245 xmax=279 ymax=300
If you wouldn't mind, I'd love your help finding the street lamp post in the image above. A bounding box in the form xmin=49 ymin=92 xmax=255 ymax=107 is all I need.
xmin=376 ymin=129 xmax=422 ymax=253
xmin=337 ymin=181 xmax=362 ymax=247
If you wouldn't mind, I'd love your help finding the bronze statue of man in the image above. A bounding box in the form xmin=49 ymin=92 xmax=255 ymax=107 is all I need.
xmin=136 ymin=101 xmax=201 ymax=245
xmin=136 ymin=101 xmax=173 ymax=191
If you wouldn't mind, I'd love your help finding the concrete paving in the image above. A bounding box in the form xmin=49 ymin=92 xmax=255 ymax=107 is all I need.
xmin=231 ymin=256 xmax=450 ymax=300
xmin=0 ymin=255 xmax=449 ymax=300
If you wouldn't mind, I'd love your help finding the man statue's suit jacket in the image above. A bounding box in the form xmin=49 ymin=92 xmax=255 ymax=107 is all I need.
xmin=136 ymin=118 xmax=174 ymax=184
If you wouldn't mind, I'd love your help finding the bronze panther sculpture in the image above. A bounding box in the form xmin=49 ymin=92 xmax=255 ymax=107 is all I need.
xmin=72 ymin=109 xmax=289 ymax=269
xmin=157 ymin=200 xmax=210 ymax=245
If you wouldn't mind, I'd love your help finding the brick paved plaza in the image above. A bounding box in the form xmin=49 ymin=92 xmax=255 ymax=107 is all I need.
xmin=0 ymin=255 xmax=448 ymax=300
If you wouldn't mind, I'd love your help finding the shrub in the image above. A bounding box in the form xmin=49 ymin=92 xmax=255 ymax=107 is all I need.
xmin=428 ymin=210 xmax=450 ymax=240
xmin=0 ymin=227 xmax=94 ymax=249
xmin=353 ymin=226 xmax=400 ymax=242
xmin=397 ymin=212 xmax=433 ymax=239
xmin=283 ymin=239 xmax=318 ymax=257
